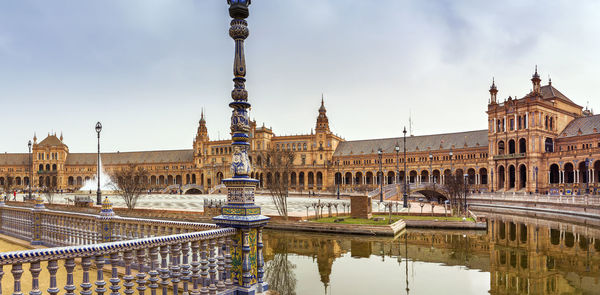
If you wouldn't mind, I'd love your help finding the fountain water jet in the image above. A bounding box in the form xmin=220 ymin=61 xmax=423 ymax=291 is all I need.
xmin=79 ymin=156 xmax=113 ymax=191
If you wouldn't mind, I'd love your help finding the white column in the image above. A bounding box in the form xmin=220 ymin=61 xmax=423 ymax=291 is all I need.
xmin=576 ymin=170 xmax=580 ymax=183
xmin=525 ymin=112 xmax=528 ymax=129
xmin=548 ymin=171 xmax=551 ymax=184
xmin=591 ymin=169 xmax=595 ymax=183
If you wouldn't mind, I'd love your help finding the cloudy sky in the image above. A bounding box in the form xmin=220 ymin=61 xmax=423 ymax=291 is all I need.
xmin=1 ymin=0 xmax=599 ymax=153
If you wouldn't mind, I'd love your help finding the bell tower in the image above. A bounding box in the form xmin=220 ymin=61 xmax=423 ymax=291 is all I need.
xmin=316 ymin=95 xmax=330 ymax=133
xmin=489 ymin=78 xmax=498 ymax=105
xmin=193 ymin=109 xmax=209 ymax=167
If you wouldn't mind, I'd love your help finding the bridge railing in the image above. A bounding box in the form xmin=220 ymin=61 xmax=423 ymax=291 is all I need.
xmin=467 ymin=192 xmax=600 ymax=206
xmin=0 ymin=199 xmax=221 ymax=247
xmin=0 ymin=228 xmax=237 ymax=295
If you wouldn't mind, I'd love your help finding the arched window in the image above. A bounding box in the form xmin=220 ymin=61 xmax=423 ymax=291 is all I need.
xmin=508 ymin=140 xmax=516 ymax=154
xmin=519 ymin=138 xmax=526 ymax=154
xmin=545 ymin=138 xmax=554 ymax=152
xmin=498 ymin=141 xmax=505 ymax=155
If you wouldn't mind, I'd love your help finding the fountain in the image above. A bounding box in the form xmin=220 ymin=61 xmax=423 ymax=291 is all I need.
xmin=79 ymin=156 xmax=113 ymax=191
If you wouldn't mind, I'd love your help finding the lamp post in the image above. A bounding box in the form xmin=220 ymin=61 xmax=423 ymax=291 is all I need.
xmin=395 ymin=142 xmax=400 ymax=185
xmin=585 ymin=158 xmax=590 ymax=194
xmin=463 ymin=173 xmax=468 ymax=216
xmin=336 ymin=160 xmax=340 ymax=200
xmin=28 ymin=140 xmax=32 ymax=200
xmin=95 ymin=122 xmax=102 ymax=205
xmin=403 ymin=127 xmax=408 ymax=208
xmin=378 ymin=148 xmax=383 ymax=203
xmin=429 ymin=153 xmax=433 ymax=183
xmin=535 ymin=166 xmax=539 ymax=194
xmin=491 ymin=170 xmax=494 ymax=193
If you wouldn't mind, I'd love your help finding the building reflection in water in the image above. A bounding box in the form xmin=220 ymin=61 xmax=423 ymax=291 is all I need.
xmin=263 ymin=213 xmax=600 ymax=295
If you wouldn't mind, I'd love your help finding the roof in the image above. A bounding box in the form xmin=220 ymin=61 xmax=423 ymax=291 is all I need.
xmin=0 ymin=153 xmax=29 ymax=166
xmin=65 ymin=150 xmax=194 ymax=165
xmin=38 ymin=135 xmax=65 ymax=147
xmin=559 ymin=114 xmax=600 ymax=138
xmin=333 ymin=130 xmax=488 ymax=156
xmin=539 ymin=84 xmax=579 ymax=106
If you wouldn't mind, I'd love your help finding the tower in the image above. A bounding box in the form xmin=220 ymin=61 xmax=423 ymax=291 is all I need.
xmin=316 ymin=95 xmax=330 ymax=133
xmin=193 ymin=110 xmax=210 ymax=167
xmin=212 ymin=1 xmax=269 ymax=294
xmin=531 ymin=65 xmax=541 ymax=94
xmin=489 ymin=78 xmax=498 ymax=104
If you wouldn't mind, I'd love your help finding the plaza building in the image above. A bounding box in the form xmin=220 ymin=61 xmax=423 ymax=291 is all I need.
xmin=0 ymin=68 xmax=599 ymax=196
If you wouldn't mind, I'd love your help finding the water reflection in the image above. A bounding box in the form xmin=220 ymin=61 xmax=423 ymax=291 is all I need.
xmin=263 ymin=213 xmax=600 ymax=295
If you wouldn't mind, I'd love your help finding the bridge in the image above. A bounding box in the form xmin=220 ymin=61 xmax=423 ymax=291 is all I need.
xmin=0 ymin=196 xmax=267 ymax=295
xmin=368 ymin=183 xmax=450 ymax=202
xmin=160 ymin=184 xmax=205 ymax=194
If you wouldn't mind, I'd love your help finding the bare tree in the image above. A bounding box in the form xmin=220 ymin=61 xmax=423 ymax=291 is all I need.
xmin=443 ymin=175 xmax=465 ymax=215
xmin=110 ymin=164 xmax=150 ymax=210
xmin=264 ymin=232 xmax=297 ymax=295
xmin=260 ymin=148 xmax=295 ymax=220
xmin=2 ymin=173 xmax=12 ymax=195
xmin=44 ymin=178 xmax=57 ymax=204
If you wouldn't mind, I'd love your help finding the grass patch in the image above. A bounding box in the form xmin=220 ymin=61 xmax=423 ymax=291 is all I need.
xmin=312 ymin=215 xmax=474 ymax=225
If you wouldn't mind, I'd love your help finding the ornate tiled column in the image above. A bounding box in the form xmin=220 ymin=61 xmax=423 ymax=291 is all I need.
xmin=98 ymin=197 xmax=116 ymax=243
xmin=213 ymin=1 xmax=269 ymax=294
xmin=31 ymin=194 xmax=46 ymax=245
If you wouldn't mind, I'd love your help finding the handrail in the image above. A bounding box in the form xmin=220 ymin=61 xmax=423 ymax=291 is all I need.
xmin=0 ymin=228 xmax=236 ymax=265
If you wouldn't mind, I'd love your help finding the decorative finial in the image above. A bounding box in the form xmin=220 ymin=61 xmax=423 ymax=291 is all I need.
xmin=100 ymin=196 xmax=115 ymax=217
xmin=34 ymin=194 xmax=45 ymax=210
xmin=548 ymin=75 xmax=552 ymax=85
xmin=59 ymin=132 xmax=63 ymax=141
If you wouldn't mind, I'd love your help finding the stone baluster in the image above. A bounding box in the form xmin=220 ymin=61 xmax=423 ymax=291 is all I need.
xmin=170 ymin=243 xmax=182 ymax=294
xmin=11 ymin=263 xmax=24 ymax=295
xmin=0 ymin=265 xmax=3 ymax=295
xmin=181 ymin=242 xmax=191 ymax=295
xmin=224 ymin=236 xmax=233 ymax=289
xmin=47 ymin=260 xmax=59 ymax=295
xmin=208 ymin=238 xmax=218 ymax=294
xmin=137 ymin=249 xmax=148 ymax=295
xmin=190 ymin=241 xmax=201 ymax=295
xmin=64 ymin=258 xmax=76 ymax=295
xmin=214 ymin=237 xmax=225 ymax=292
xmin=123 ymin=250 xmax=135 ymax=295
xmin=81 ymin=257 xmax=93 ymax=295
xmin=109 ymin=253 xmax=121 ymax=295
xmin=200 ymin=240 xmax=210 ymax=295
xmin=159 ymin=245 xmax=170 ymax=295
xmin=148 ymin=246 xmax=160 ymax=295
xmin=29 ymin=261 xmax=43 ymax=295
xmin=95 ymin=255 xmax=107 ymax=295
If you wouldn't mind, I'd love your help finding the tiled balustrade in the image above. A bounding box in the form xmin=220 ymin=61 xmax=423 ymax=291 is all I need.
xmin=0 ymin=228 xmax=237 ymax=295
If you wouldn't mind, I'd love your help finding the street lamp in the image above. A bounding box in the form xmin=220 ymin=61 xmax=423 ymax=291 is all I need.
xmin=378 ymin=148 xmax=383 ymax=203
xmin=585 ymin=158 xmax=590 ymax=194
xmin=336 ymin=160 xmax=340 ymax=200
xmin=534 ymin=166 xmax=539 ymax=194
xmin=95 ymin=121 xmax=102 ymax=205
xmin=28 ymin=140 xmax=32 ymax=200
xmin=429 ymin=153 xmax=433 ymax=183
xmin=395 ymin=142 xmax=400 ymax=185
xmin=403 ymin=127 xmax=408 ymax=208
xmin=463 ymin=173 xmax=468 ymax=215
xmin=491 ymin=170 xmax=494 ymax=193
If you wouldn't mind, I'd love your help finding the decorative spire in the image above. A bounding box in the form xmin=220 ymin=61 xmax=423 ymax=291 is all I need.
xmin=59 ymin=131 xmax=63 ymax=142
xmin=531 ymin=65 xmax=541 ymax=94
xmin=489 ymin=77 xmax=498 ymax=104
xmin=33 ymin=132 xmax=37 ymax=143
xmin=100 ymin=196 xmax=115 ymax=217
xmin=200 ymin=108 xmax=206 ymax=124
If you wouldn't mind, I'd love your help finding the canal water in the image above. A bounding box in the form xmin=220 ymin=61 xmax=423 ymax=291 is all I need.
xmin=1 ymin=212 xmax=599 ymax=294
xmin=263 ymin=213 xmax=600 ymax=295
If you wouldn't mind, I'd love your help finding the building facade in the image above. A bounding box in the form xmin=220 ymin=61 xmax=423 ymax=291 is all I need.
xmin=0 ymin=68 xmax=599 ymax=196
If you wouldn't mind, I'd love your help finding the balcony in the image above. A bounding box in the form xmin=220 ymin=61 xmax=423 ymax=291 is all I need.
xmin=493 ymin=153 xmax=526 ymax=160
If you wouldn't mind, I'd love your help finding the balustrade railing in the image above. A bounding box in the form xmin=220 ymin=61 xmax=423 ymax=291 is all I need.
xmin=0 ymin=200 xmax=220 ymax=247
xmin=467 ymin=192 xmax=600 ymax=206
xmin=0 ymin=228 xmax=237 ymax=295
